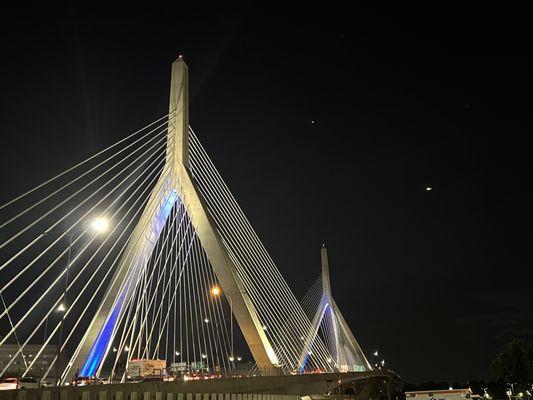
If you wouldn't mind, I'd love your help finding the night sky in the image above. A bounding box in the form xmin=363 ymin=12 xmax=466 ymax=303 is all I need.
xmin=1 ymin=4 xmax=531 ymax=384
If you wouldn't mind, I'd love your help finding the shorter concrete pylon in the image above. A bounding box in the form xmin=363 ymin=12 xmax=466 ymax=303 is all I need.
xmin=298 ymin=245 xmax=372 ymax=372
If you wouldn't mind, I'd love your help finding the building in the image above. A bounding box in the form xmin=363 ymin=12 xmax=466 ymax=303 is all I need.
xmin=0 ymin=344 xmax=57 ymax=378
xmin=405 ymin=389 xmax=474 ymax=400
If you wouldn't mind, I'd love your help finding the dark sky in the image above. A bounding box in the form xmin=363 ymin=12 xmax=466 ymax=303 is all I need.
xmin=1 ymin=4 xmax=531 ymax=384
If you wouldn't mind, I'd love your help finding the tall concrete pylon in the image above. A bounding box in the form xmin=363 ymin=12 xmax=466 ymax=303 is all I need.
xmin=65 ymin=57 xmax=279 ymax=382
xmin=298 ymin=245 xmax=372 ymax=372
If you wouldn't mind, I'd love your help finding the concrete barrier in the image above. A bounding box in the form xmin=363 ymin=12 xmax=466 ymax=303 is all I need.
xmin=1 ymin=391 xmax=302 ymax=400
xmin=0 ymin=370 xmax=400 ymax=400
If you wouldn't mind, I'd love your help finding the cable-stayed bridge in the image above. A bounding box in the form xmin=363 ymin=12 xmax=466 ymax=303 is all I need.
xmin=0 ymin=57 xmax=375 ymax=388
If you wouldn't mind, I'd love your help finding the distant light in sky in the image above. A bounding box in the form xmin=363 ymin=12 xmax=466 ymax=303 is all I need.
xmin=426 ymin=187 xmax=433 ymax=191
xmin=310 ymin=120 xmax=315 ymax=124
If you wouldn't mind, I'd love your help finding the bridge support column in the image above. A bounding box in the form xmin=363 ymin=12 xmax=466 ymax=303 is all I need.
xmin=65 ymin=56 xmax=279 ymax=381
xmin=298 ymin=245 xmax=371 ymax=372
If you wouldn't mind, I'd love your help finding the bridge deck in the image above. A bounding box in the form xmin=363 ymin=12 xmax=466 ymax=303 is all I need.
xmin=0 ymin=371 xmax=400 ymax=400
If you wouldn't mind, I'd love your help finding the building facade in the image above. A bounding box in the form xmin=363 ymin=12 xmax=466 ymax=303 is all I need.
xmin=0 ymin=344 xmax=57 ymax=378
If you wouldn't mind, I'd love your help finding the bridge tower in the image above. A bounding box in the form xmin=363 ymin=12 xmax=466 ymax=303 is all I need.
xmin=64 ymin=57 xmax=279 ymax=382
xmin=298 ymin=245 xmax=371 ymax=372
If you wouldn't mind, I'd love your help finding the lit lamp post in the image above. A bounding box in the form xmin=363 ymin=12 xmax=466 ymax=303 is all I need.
xmin=371 ymin=350 xmax=385 ymax=370
xmin=44 ymin=216 xmax=109 ymax=385
xmin=210 ymin=285 xmax=234 ymax=370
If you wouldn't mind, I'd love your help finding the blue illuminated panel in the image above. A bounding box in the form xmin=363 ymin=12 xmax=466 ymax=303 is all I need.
xmin=299 ymin=302 xmax=329 ymax=373
xmin=79 ymin=189 xmax=179 ymax=377
xmin=79 ymin=290 xmax=125 ymax=377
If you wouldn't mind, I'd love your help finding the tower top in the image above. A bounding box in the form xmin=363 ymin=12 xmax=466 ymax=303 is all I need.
xmin=168 ymin=56 xmax=189 ymax=166
xmin=321 ymin=245 xmax=331 ymax=297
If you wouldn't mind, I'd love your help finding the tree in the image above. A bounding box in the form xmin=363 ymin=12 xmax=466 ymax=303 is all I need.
xmin=491 ymin=338 xmax=533 ymax=392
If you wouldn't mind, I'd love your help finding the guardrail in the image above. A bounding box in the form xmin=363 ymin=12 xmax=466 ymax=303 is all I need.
xmin=2 ymin=391 xmax=303 ymax=400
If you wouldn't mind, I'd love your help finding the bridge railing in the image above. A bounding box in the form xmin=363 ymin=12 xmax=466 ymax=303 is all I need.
xmin=2 ymin=390 xmax=303 ymax=400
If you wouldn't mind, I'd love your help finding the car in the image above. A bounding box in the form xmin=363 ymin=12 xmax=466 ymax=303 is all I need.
xmin=75 ymin=377 xmax=92 ymax=386
xmin=18 ymin=377 xmax=39 ymax=389
xmin=74 ymin=376 xmax=107 ymax=386
xmin=40 ymin=379 xmax=54 ymax=387
xmin=0 ymin=378 xmax=18 ymax=390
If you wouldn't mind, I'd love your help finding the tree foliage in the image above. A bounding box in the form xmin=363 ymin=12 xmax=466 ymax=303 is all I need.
xmin=491 ymin=338 xmax=533 ymax=389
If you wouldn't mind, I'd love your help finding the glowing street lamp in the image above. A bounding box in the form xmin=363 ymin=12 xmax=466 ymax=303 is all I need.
xmin=210 ymin=286 xmax=221 ymax=296
xmin=44 ymin=216 xmax=110 ymax=385
xmin=91 ymin=216 xmax=109 ymax=233
xmin=211 ymin=285 xmax=234 ymax=362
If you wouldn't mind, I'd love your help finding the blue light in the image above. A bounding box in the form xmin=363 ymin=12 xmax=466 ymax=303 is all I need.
xmin=299 ymin=302 xmax=329 ymax=373
xmin=79 ymin=289 xmax=125 ymax=377
xmin=79 ymin=189 xmax=179 ymax=377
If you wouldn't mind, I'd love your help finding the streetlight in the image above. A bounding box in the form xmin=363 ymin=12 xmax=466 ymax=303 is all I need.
xmin=90 ymin=217 xmax=109 ymax=233
xmin=370 ymin=349 xmax=385 ymax=370
xmin=41 ymin=300 xmax=68 ymax=368
xmin=44 ymin=216 xmax=109 ymax=385
xmin=210 ymin=285 xmax=234 ymax=364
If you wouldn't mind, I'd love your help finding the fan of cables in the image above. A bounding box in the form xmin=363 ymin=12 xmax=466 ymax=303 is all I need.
xmin=0 ymin=113 xmax=237 ymax=382
xmin=188 ymin=129 xmax=335 ymax=374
